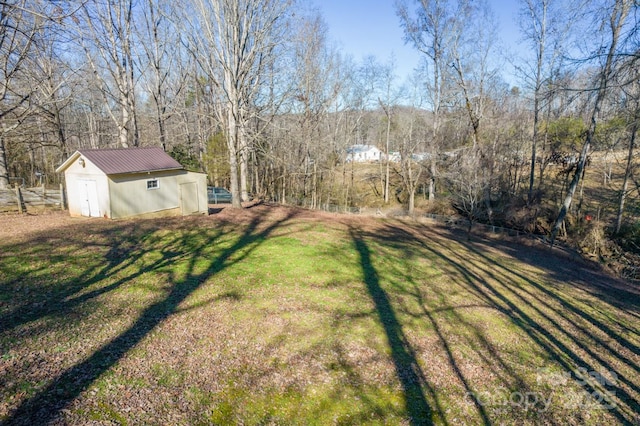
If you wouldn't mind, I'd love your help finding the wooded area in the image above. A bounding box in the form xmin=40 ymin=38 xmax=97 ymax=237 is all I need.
xmin=0 ymin=0 xmax=639 ymax=255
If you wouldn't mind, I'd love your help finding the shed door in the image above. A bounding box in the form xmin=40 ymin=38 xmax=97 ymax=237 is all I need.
xmin=180 ymin=182 xmax=199 ymax=215
xmin=78 ymin=180 xmax=100 ymax=217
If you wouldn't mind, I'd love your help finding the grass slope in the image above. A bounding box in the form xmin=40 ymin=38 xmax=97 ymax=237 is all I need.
xmin=0 ymin=206 xmax=638 ymax=425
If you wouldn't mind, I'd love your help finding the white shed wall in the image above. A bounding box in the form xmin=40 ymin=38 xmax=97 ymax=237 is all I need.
xmin=177 ymin=171 xmax=208 ymax=215
xmin=64 ymin=156 xmax=110 ymax=217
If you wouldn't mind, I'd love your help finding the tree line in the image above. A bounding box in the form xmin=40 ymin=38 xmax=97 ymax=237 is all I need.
xmin=0 ymin=0 xmax=638 ymax=241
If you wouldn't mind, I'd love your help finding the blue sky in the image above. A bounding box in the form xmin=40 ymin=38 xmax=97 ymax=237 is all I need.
xmin=314 ymin=0 xmax=523 ymax=86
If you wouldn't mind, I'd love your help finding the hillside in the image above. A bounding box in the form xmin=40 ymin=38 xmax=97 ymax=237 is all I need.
xmin=0 ymin=206 xmax=638 ymax=425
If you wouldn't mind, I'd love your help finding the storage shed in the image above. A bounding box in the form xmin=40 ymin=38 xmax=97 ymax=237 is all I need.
xmin=56 ymin=147 xmax=208 ymax=219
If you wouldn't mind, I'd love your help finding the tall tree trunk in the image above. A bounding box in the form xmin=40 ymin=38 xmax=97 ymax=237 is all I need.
xmin=428 ymin=158 xmax=436 ymax=202
xmin=537 ymin=97 xmax=554 ymax=189
xmin=550 ymin=0 xmax=631 ymax=245
xmin=529 ymin=99 xmax=541 ymax=203
xmin=408 ymin=188 xmax=415 ymax=215
xmin=384 ymin=115 xmax=391 ymax=204
xmin=130 ymin=90 xmax=140 ymax=147
xmin=157 ymin=109 xmax=167 ymax=151
xmin=615 ymin=120 xmax=637 ymax=233
xmin=526 ymin=0 xmax=548 ymax=204
xmin=0 ymin=135 xmax=9 ymax=189
xmin=227 ymin=105 xmax=242 ymax=208
xmin=239 ymin=129 xmax=250 ymax=202
xmin=119 ymin=83 xmax=130 ymax=148
xmin=53 ymin=104 xmax=68 ymax=159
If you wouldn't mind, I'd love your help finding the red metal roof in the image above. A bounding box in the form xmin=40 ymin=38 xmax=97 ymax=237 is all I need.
xmin=78 ymin=147 xmax=184 ymax=175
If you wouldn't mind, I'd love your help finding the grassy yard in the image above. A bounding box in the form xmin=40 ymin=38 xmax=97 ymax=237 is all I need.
xmin=0 ymin=205 xmax=638 ymax=425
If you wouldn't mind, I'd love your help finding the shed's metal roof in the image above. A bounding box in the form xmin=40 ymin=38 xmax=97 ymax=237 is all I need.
xmin=77 ymin=147 xmax=183 ymax=175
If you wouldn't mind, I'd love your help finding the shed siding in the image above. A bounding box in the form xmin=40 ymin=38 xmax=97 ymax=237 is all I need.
xmin=108 ymin=171 xmax=181 ymax=219
xmin=107 ymin=170 xmax=207 ymax=219
xmin=177 ymin=171 xmax=207 ymax=214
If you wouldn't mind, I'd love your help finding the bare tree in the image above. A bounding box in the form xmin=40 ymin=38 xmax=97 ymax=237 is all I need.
xmin=396 ymin=102 xmax=426 ymax=215
xmin=614 ymin=55 xmax=640 ymax=233
xmin=550 ymin=0 xmax=633 ymax=245
xmin=448 ymin=0 xmax=498 ymax=149
xmin=288 ymin=11 xmax=341 ymax=208
xmin=516 ymin=0 xmax=575 ymax=203
xmin=448 ymin=0 xmax=500 ymax=223
xmin=135 ymin=0 xmax=186 ymax=152
xmin=377 ymin=56 xmax=401 ymax=204
xmin=446 ymin=147 xmax=487 ymax=239
xmin=184 ymin=0 xmax=293 ymax=207
xmin=73 ymin=0 xmax=139 ymax=148
xmin=0 ymin=0 xmax=45 ymax=189
xmin=396 ymin=0 xmax=455 ymax=203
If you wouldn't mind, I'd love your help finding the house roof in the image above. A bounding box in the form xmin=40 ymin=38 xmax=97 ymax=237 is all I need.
xmin=56 ymin=147 xmax=184 ymax=175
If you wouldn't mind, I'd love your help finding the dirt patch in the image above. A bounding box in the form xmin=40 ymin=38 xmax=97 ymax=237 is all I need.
xmin=0 ymin=211 xmax=81 ymax=242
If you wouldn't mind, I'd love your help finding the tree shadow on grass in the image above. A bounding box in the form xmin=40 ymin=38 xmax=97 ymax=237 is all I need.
xmin=1 ymin=209 xmax=298 ymax=425
xmin=453 ymin=237 xmax=640 ymax=422
xmin=355 ymin=225 xmax=502 ymax=425
xmin=0 ymin=220 xmax=186 ymax=337
xmin=349 ymin=226 xmax=435 ymax=426
xmin=392 ymin=221 xmax=639 ymax=425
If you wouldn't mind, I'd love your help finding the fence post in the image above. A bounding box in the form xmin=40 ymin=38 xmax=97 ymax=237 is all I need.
xmin=15 ymin=183 xmax=25 ymax=214
xmin=60 ymin=183 xmax=66 ymax=210
xmin=42 ymin=183 xmax=46 ymax=198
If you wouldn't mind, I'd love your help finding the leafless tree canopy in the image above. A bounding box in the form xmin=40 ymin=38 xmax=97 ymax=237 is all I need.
xmin=1 ymin=0 xmax=640 ymax=249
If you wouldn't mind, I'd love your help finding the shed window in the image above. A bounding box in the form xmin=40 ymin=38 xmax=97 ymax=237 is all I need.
xmin=147 ymin=179 xmax=159 ymax=190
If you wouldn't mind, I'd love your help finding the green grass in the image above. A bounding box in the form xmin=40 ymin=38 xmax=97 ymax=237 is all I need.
xmin=0 ymin=207 xmax=638 ymax=425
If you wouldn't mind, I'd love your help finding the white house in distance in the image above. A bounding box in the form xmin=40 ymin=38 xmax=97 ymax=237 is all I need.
xmin=345 ymin=144 xmax=383 ymax=163
xmin=56 ymin=147 xmax=208 ymax=219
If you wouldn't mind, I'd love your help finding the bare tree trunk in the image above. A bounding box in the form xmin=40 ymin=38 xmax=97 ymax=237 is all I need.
xmin=158 ymin=111 xmax=167 ymax=151
xmin=130 ymin=88 xmax=140 ymax=147
xmin=428 ymin=157 xmax=436 ymax=202
xmin=227 ymin=104 xmax=242 ymax=208
xmin=537 ymin=97 xmax=553 ymax=188
xmin=550 ymin=0 xmax=631 ymax=246
xmin=523 ymin=0 xmax=552 ymax=204
xmin=529 ymin=97 xmax=541 ymax=202
xmin=615 ymin=120 xmax=637 ymax=233
xmin=311 ymin=161 xmax=317 ymax=209
xmin=384 ymin=110 xmax=391 ymax=204
xmin=119 ymin=90 xmax=130 ymax=147
xmin=239 ymin=130 xmax=250 ymax=202
xmin=0 ymin=135 xmax=8 ymax=189
xmin=53 ymin=104 xmax=68 ymax=158
xmin=408 ymin=187 xmax=415 ymax=215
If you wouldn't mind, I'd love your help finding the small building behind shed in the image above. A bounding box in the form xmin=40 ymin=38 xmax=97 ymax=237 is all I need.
xmin=56 ymin=147 xmax=207 ymax=219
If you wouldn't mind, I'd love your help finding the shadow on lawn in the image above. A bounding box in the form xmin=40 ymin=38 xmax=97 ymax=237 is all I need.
xmin=2 ymin=208 xmax=298 ymax=425
xmin=349 ymin=226 xmax=435 ymax=425
xmin=383 ymin=221 xmax=639 ymax=425
xmin=0 ymin=220 xmax=178 ymax=337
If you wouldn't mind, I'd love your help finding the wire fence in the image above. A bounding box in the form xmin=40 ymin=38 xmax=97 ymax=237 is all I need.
xmin=422 ymin=213 xmax=538 ymax=239
xmin=0 ymin=185 xmax=66 ymax=213
xmin=286 ymin=198 xmax=361 ymax=214
xmin=282 ymin=198 xmax=543 ymax=241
